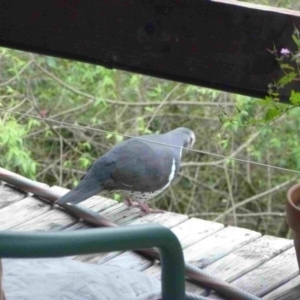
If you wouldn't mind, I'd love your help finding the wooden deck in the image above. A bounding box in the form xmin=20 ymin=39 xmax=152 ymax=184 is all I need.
xmin=0 ymin=182 xmax=299 ymax=299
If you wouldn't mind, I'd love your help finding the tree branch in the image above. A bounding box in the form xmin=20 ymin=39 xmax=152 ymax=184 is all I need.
xmin=213 ymin=179 xmax=295 ymax=222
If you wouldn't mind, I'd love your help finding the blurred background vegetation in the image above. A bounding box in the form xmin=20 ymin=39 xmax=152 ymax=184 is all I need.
xmin=0 ymin=0 xmax=300 ymax=238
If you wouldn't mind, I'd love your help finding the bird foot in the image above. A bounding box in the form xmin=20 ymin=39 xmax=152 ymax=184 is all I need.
xmin=124 ymin=199 xmax=164 ymax=214
xmin=124 ymin=198 xmax=137 ymax=207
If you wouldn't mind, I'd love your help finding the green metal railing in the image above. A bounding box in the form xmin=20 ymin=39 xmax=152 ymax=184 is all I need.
xmin=0 ymin=224 xmax=185 ymax=300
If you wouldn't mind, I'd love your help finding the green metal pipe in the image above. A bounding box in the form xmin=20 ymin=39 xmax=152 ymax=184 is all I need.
xmin=0 ymin=224 xmax=185 ymax=300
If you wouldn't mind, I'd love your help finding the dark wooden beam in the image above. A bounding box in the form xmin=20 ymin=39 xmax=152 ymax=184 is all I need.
xmin=0 ymin=0 xmax=299 ymax=102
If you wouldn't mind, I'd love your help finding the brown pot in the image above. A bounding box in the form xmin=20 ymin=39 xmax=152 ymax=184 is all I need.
xmin=286 ymin=183 xmax=300 ymax=270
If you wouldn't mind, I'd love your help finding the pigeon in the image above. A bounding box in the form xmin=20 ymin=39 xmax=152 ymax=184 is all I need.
xmin=55 ymin=127 xmax=195 ymax=213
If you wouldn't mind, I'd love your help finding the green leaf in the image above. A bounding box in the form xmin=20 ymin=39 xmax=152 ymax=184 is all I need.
xmin=115 ymin=135 xmax=124 ymax=143
xmin=270 ymin=138 xmax=281 ymax=149
xmin=94 ymin=98 xmax=107 ymax=107
xmin=106 ymin=133 xmax=113 ymax=139
xmin=145 ymin=106 xmax=154 ymax=112
xmin=265 ymin=107 xmax=281 ymax=121
xmin=291 ymin=52 xmax=300 ymax=63
xmin=45 ymin=130 xmax=53 ymax=137
xmin=278 ymin=72 xmax=297 ymax=87
xmin=63 ymin=160 xmax=72 ymax=168
xmin=45 ymin=56 xmax=57 ymax=67
xmin=290 ymin=90 xmax=300 ymax=105
xmin=79 ymin=156 xmax=91 ymax=168
xmin=225 ymin=158 xmax=235 ymax=167
xmin=129 ymin=75 xmax=140 ymax=86
xmin=6 ymin=86 xmax=15 ymax=94
xmin=220 ymin=139 xmax=229 ymax=149
xmin=263 ymin=96 xmax=273 ymax=104
xmin=81 ymin=142 xmax=91 ymax=150
xmin=292 ymin=34 xmax=300 ymax=48
xmin=280 ymin=64 xmax=294 ymax=71
xmin=113 ymin=193 xmax=121 ymax=201
xmin=27 ymin=119 xmax=41 ymax=130
xmin=102 ymin=75 xmax=115 ymax=87
xmin=73 ymin=179 xmax=79 ymax=187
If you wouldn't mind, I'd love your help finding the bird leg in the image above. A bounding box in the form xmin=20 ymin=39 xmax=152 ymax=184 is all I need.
xmin=124 ymin=198 xmax=136 ymax=207
xmin=124 ymin=198 xmax=164 ymax=214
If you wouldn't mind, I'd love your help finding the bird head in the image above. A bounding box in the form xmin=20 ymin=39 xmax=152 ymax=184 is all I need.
xmin=171 ymin=127 xmax=196 ymax=149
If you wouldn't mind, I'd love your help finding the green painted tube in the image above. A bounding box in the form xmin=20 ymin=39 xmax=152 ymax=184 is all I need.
xmin=0 ymin=224 xmax=185 ymax=300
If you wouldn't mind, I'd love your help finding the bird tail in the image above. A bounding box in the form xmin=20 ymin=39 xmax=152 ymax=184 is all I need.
xmin=55 ymin=177 xmax=103 ymax=205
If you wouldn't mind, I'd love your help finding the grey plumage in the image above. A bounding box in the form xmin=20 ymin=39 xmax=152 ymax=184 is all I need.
xmin=55 ymin=127 xmax=195 ymax=213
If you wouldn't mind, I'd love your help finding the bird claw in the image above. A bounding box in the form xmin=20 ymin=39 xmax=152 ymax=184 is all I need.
xmin=124 ymin=198 xmax=164 ymax=214
xmin=139 ymin=203 xmax=164 ymax=214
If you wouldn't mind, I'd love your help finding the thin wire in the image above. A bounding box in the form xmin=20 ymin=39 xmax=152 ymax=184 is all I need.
xmin=2 ymin=107 xmax=300 ymax=175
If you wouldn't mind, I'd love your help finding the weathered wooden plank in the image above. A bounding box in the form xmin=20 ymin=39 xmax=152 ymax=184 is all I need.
xmin=128 ymin=211 xmax=190 ymax=229
xmin=66 ymin=203 xmax=144 ymax=231
xmin=143 ymin=225 xmax=261 ymax=292
xmin=11 ymin=209 xmax=77 ymax=231
xmin=0 ymin=184 xmax=26 ymax=209
xmin=53 ymin=185 xmax=119 ymax=227
xmin=74 ymin=211 xmax=188 ymax=264
xmin=103 ymin=203 xmax=146 ymax=224
xmin=144 ymin=264 xmax=207 ymax=297
xmin=67 ymin=204 xmax=146 ymax=261
xmin=183 ymin=226 xmax=261 ymax=266
xmin=1 ymin=1 xmax=300 ymax=101
xmin=211 ymin=247 xmax=298 ymax=299
xmin=104 ymin=218 xmax=224 ymax=271
xmin=145 ymin=234 xmax=294 ymax=297
xmin=213 ymin=0 xmax=300 ymax=15
xmin=0 ymin=196 xmax=50 ymax=230
xmin=143 ymin=265 xmax=209 ymax=296
xmin=51 ymin=186 xmax=118 ymax=211
xmin=68 ymin=202 xmax=189 ymax=231
xmin=184 ymin=280 xmax=210 ymax=296
xmin=262 ymin=275 xmax=300 ymax=300
xmin=11 ymin=186 xmax=76 ymax=231
xmin=169 ymin=218 xmax=224 ymax=249
xmin=10 ymin=186 xmax=119 ymax=231
xmin=100 ymin=251 xmax=154 ymax=272
xmin=204 ymin=235 xmax=294 ymax=283
xmin=144 ymin=264 xmax=163 ymax=280
xmin=87 ymin=196 xmax=120 ymax=213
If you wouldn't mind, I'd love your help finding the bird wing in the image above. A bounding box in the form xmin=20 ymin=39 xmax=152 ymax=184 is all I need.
xmin=105 ymin=139 xmax=174 ymax=192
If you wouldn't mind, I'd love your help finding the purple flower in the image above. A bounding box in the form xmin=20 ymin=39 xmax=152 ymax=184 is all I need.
xmin=280 ymin=48 xmax=290 ymax=57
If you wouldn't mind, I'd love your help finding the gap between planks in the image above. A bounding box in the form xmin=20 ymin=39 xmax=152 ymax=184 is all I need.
xmin=262 ymin=275 xmax=300 ymax=300
xmin=71 ymin=205 xmax=190 ymax=263
xmin=144 ymin=225 xmax=261 ymax=295
xmin=12 ymin=186 xmax=119 ymax=231
xmin=97 ymin=218 xmax=225 ymax=269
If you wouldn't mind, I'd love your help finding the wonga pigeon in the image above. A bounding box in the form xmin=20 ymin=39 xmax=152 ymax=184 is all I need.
xmin=55 ymin=127 xmax=195 ymax=213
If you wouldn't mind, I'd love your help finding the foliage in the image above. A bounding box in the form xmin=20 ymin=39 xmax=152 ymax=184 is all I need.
xmin=219 ymin=26 xmax=300 ymax=127
xmin=0 ymin=117 xmax=36 ymax=178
